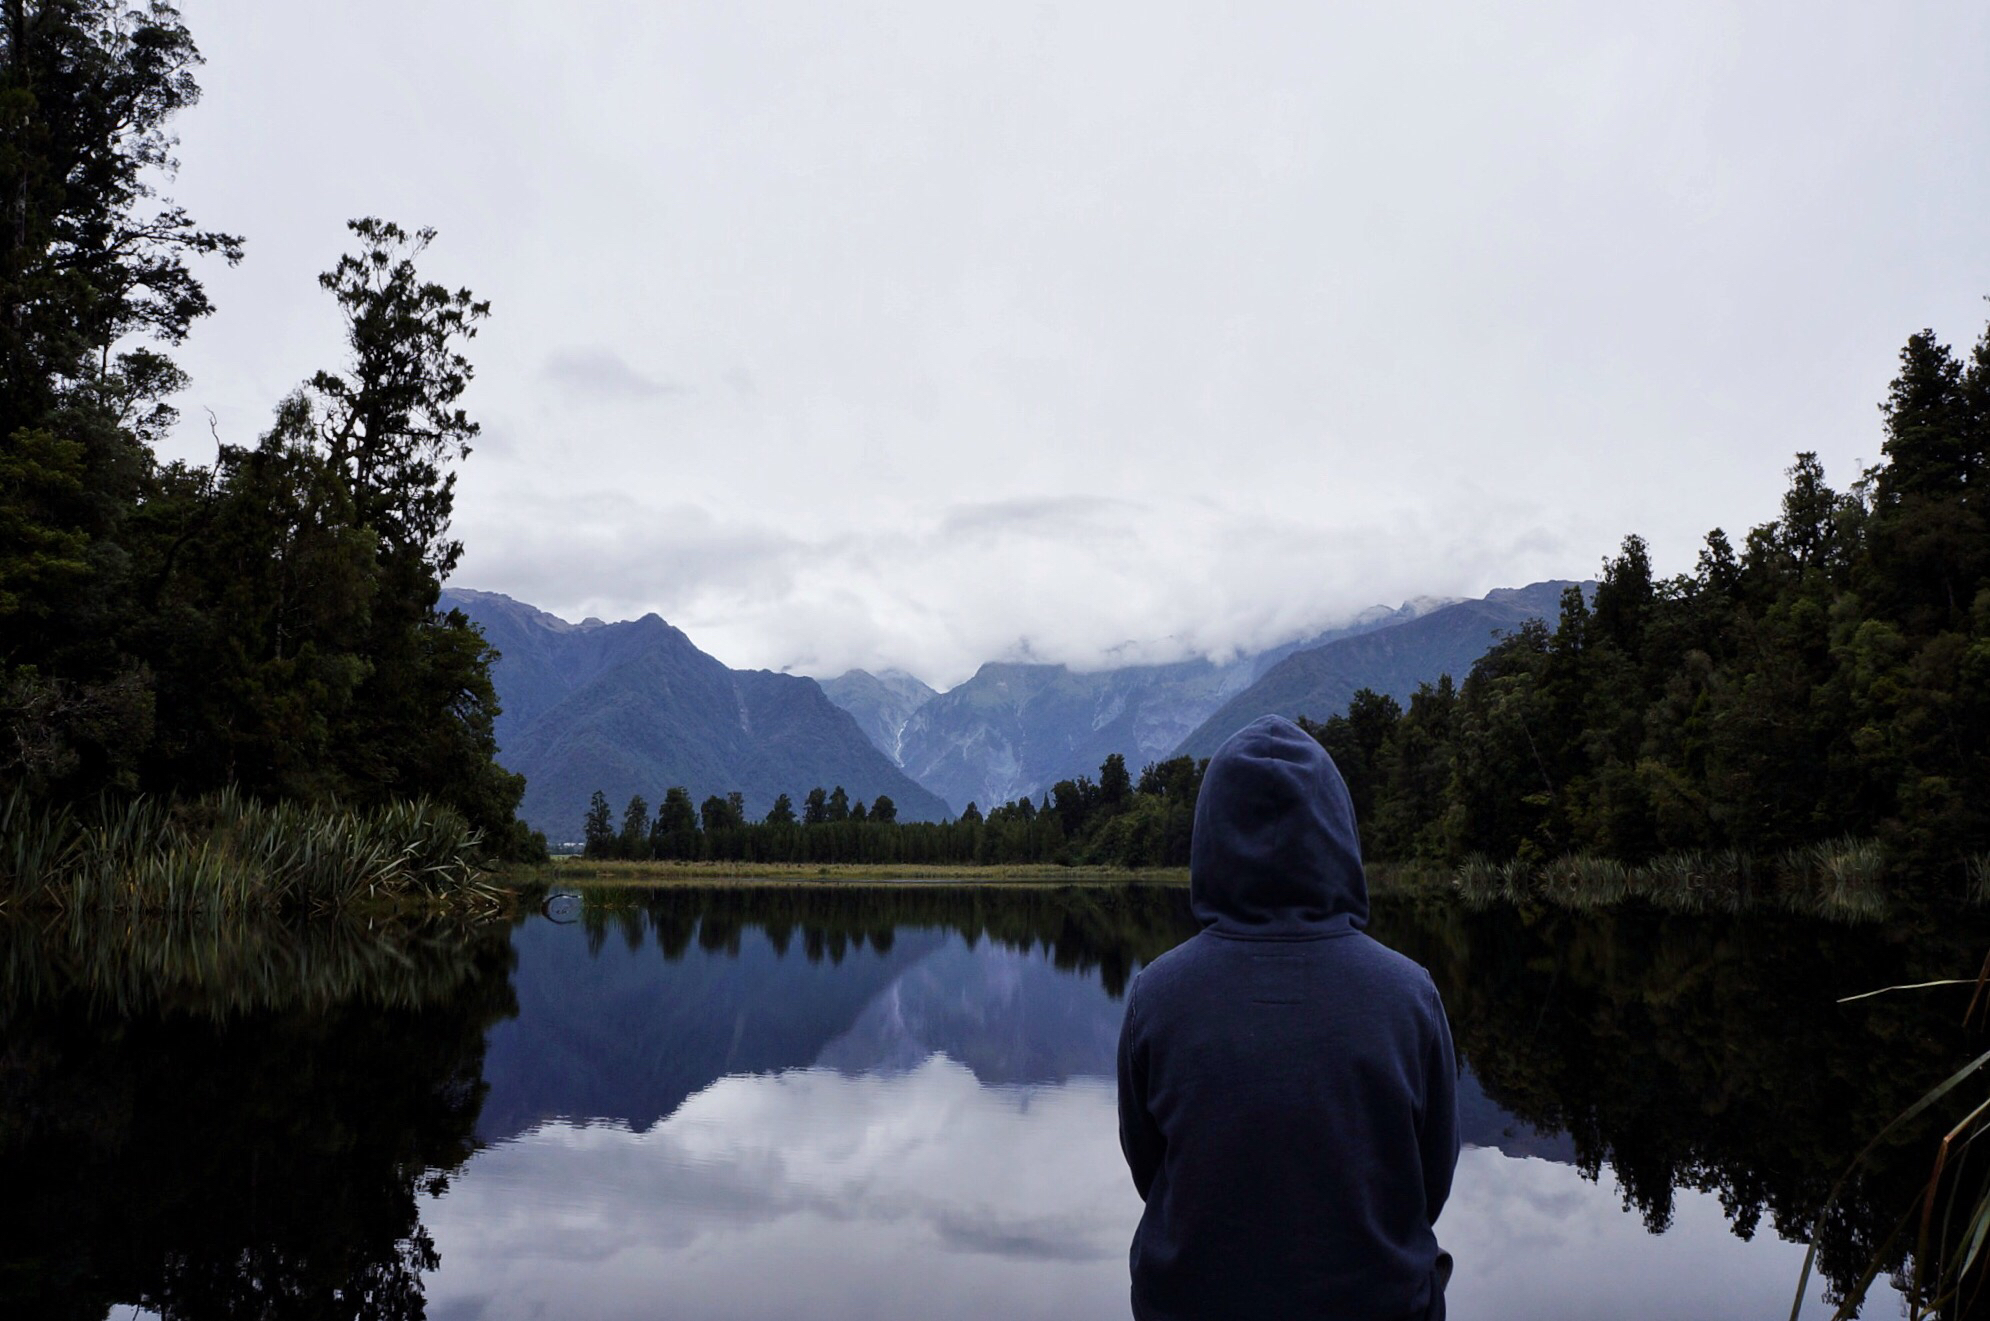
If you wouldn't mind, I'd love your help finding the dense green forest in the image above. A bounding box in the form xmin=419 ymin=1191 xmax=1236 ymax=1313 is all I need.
xmin=0 ymin=3 xmax=534 ymax=859
xmin=1314 ymin=323 xmax=1988 ymax=891
xmin=583 ymin=316 xmax=1990 ymax=902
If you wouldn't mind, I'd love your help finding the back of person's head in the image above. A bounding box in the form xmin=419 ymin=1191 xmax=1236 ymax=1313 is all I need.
xmin=1189 ymin=715 xmax=1366 ymax=937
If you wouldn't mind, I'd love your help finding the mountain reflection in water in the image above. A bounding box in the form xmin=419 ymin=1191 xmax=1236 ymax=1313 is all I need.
xmin=6 ymin=883 xmax=1979 ymax=1318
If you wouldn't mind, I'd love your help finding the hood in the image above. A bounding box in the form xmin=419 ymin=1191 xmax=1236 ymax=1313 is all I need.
xmin=1189 ymin=715 xmax=1367 ymax=939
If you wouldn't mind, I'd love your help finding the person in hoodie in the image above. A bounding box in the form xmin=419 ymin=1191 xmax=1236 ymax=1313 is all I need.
xmin=1117 ymin=714 xmax=1459 ymax=1321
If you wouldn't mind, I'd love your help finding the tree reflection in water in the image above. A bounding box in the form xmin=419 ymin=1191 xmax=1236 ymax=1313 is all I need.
xmin=573 ymin=881 xmax=1199 ymax=998
xmin=1371 ymin=897 xmax=1989 ymax=1312
xmin=0 ymin=914 xmax=517 ymax=1321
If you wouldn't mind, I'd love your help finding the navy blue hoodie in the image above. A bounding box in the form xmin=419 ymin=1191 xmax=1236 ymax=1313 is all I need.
xmin=1117 ymin=715 xmax=1459 ymax=1321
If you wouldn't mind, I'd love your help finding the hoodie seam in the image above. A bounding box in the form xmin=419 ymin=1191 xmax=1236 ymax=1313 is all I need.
xmin=1203 ymin=927 xmax=1361 ymax=944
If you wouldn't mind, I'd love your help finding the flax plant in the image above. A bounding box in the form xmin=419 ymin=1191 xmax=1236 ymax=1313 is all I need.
xmin=0 ymin=788 xmax=498 ymax=915
xmin=1798 ymin=956 xmax=1990 ymax=1319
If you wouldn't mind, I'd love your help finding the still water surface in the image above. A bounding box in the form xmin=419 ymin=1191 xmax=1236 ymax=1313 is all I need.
xmin=5 ymin=882 xmax=1974 ymax=1318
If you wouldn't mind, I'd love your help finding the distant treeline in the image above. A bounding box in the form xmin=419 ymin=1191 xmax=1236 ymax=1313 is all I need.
xmin=0 ymin=7 xmax=536 ymax=859
xmin=581 ymin=752 xmax=1204 ymax=868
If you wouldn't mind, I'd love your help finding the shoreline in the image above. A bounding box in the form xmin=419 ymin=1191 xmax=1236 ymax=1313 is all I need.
xmin=516 ymin=859 xmax=1191 ymax=886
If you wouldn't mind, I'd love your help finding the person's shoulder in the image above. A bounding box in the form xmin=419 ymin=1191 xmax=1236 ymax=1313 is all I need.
xmin=1126 ymin=931 xmax=1216 ymax=1004
xmin=1350 ymin=933 xmax=1445 ymax=1003
xmin=1355 ymin=932 xmax=1432 ymax=976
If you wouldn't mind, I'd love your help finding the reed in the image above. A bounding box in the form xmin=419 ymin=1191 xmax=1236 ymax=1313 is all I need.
xmin=1447 ymin=842 xmax=1885 ymax=922
xmin=1776 ymin=837 xmax=1889 ymax=924
xmin=1629 ymin=850 xmax=1752 ymax=914
xmin=1798 ymin=955 xmax=1990 ymax=1320
xmin=1966 ymin=854 xmax=1990 ymax=908
xmin=1453 ymin=855 xmax=1505 ymax=905
xmin=1540 ymin=855 xmax=1630 ymax=909
xmin=0 ymin=787 xmax=497 ymax=915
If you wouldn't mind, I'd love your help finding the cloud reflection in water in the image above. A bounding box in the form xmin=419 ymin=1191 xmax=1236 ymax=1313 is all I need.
xmin=423 ymin=1055 xmax=1892 ymax=1321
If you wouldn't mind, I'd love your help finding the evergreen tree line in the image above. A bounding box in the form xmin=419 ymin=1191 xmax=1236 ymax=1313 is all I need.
xmin=0 ymin=4 xmax=535 ymax=857
xmin=1309 ymin=318 xmax=1990 ymax=889
xmin=579 ymin=751 xmax=1206 ymax=867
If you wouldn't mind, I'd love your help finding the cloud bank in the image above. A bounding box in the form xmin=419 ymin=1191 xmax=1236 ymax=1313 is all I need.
xmin=159 ymin=2 xmax=1990 ymax=685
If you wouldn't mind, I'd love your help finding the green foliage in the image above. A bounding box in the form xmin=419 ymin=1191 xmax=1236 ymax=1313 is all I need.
xmin=0 ymin=786 xmax=497 ymax=914
xmin=583 ymin=790 xmax=613 ymax=858
xmin=650 ymin=785 xmax=698 ymax=860
xmin=1282 ymin=320 xmax=1990 ymax=897
xmin=617 ymin=794 xmax=650 ymax=859
xmin=0 ymin=1 xmax=531 ymax=871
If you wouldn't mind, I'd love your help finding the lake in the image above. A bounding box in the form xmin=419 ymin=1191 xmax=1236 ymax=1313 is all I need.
xmin=4 ymin=882 xmax=1979 ymax=1319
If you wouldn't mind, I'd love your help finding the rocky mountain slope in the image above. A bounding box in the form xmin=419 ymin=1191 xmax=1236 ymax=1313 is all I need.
xmin=818 ymin=599 xmax=1447 ymax=816
xmin=889 ymin=657 xmax=1256 ymax=815
xmin=1172 ymin=581 xmax=1581 ymax=758
xmin=815 ymin=669 xmax=938 ymax=767
xmin=444 ymin=590 xmax=950 ymax=839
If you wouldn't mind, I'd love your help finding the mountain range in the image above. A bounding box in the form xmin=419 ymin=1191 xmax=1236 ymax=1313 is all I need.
xmin=442 ymin=589 xmax=951 ymax=840
xmin=448 ymin=581 xmax=1579 ymax=831
xmin=816 ymin=585 xmax=1578 ymax=814
xmin=1172 ymin=580 xmax=1581 ymax=759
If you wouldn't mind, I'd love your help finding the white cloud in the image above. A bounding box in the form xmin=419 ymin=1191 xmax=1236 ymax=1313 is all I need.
xmin=541 ymin=348 xmax=686 ymax=401
xmin=161 ymin=1 xmax=1990 ymax=684
xmin=451 ymin=487 xmax=1588 ymax=687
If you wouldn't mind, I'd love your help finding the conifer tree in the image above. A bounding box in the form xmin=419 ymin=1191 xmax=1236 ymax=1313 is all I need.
xmin=583 ymin=790 xmax=614 ymax=858
xmin=618 ymin=795 xmax=650 ymax=859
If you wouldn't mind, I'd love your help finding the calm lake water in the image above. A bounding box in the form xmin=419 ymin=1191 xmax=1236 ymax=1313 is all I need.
xmin=4 ymin=882 xmax=1980 ymax=1319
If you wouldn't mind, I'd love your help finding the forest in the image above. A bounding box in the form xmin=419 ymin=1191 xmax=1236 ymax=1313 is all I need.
xmin=1318 ymin=329 xmax=1988 ymax=894
xmin=0 ymin=2 xmax=538 ymax=870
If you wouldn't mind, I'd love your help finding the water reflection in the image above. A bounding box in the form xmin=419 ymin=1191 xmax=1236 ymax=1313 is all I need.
xmin=3 ymin=884 xmax=1979 ymax=1317
xmin=0 ymin=913 xmax=516 ymax=1320
xmin=1373 ymin=898 xmax=1985 ymax=1304
xmin=430 ymin=1066 xmax=1143 ymax=1321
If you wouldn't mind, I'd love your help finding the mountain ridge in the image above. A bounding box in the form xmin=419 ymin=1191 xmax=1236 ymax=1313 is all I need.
xmin=1171 ymin=580 xmax=1584 ymax=759
xmin=443 ymin=589 xmax=951 ymax=839
xmin=451 ymin=581 xmax=1583 ymax=831
xmin=815 ymin=597 xmax=1447 ymax=815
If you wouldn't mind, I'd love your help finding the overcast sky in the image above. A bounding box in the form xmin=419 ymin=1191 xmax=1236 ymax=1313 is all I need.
xmin=160 ymin=2 xmax=1990 ymax=688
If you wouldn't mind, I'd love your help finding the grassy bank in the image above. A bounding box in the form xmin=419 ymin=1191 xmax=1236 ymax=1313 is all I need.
xmin=537 ymin=843 xmax=1920 ymax=924
xmin=0 ymin=788 xmax=500 ymax=915
xmin=526 ymin=857 xmax=1189 ymax=886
